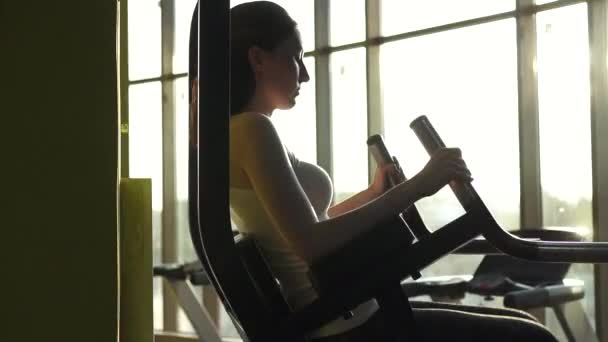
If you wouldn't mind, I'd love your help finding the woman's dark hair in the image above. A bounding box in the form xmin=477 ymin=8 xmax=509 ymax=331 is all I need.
xmin=188 ymin=1 xmax=297 ymax=115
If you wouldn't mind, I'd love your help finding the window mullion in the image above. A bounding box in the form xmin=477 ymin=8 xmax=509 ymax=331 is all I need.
xmin=588 ymin=0 xmax=608 ymax=339
xmin=314 ymin=0 xmax=332 ymax=178
xmin=160 ymin=0 xmax=179 ymax=332
xmin=516 ymin=0 xmax=543 ymax=229
xmin=366 ymin=0 xmax=383 ymax=183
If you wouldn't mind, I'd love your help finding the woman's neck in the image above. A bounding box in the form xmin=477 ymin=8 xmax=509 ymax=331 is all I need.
xmin=242 ymin=92 xmax=274 ymax=117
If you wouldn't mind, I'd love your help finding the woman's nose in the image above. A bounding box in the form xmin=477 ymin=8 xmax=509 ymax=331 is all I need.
xmin=299 ymin=62 xmax=310 ymax=83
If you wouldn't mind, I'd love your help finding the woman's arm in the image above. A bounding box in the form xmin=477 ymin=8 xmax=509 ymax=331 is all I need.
xmin=327 ymin=188 xmax=378 ymax=218
xmin=327 ymin=164 xmax=398 ymax=218
xmin=233 ymin=113 xmax=471 ymax=264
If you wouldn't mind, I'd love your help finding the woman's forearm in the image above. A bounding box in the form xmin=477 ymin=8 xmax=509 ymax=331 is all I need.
xmin=304 ymin=175 xmax=424 ymax=263
xmin=327 ymin=187 xmax=380 ymax=218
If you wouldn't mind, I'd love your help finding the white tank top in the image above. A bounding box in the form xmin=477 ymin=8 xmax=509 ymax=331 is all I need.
xmin=229 ymin=116 xmax=378 ymax=337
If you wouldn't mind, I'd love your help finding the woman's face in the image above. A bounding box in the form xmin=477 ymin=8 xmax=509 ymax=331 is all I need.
xmin=253 ymin=30 xmax=310 ymax=111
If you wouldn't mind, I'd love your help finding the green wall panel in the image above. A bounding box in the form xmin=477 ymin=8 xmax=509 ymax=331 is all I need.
xmin=2 ymin=1 xmax=119 ymax=341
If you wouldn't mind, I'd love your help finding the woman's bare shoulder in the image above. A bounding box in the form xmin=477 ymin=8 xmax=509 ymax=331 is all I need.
xmin=230 ymin=112 xmax=273 ymax=129
xmin=230 ymin=112 xmax=284 ymax=162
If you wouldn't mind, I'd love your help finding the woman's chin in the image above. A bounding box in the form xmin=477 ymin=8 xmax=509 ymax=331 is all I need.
xmin=279 ymin=99 xmax=297 ymax=110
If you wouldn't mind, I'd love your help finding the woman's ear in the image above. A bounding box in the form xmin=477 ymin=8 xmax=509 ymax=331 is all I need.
xmin=248 ymin=46 xmax=266 ymax=75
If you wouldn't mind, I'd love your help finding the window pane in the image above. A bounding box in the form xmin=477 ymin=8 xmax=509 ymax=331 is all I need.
xmin=381 ymin=20 xmax=519 ymax=286
xmin=173 ymin=76 xmax=200 ymax=334
xmin=128 ymin=81 xmax=164 ymax=330
xmin=537 ymin=3 xmax=595 ymax=333
xmin=331 ymin=48 xmax=368 ymax=202
xmin=538 ymin=4 xmax=592 ymax=231
xmin=231 ymin=0 xmax=315 ymax=52
xmin=272 ymin=57 xmax=317 ymax=163
xmin=174 ymin=0 xmax=199 ymax=74
xmin=381 ymin=0 xmax=514 ymax=36
xmin=382 ymin=19 xmax=519 ymax=231
xmin=330 ymin=0 xmax=365 ymax=46
xmin=128 ymin=0 xmax=162 ymax=80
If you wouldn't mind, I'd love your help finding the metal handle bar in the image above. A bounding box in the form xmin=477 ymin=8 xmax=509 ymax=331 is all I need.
xmin=410 ymin=115 xmax=608 ymax=263
xmin=367 ymin=134 xmax=432 ymax=240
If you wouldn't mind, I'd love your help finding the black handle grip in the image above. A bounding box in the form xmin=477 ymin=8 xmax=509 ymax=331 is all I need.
xmin=504 ymin=283 xmax=585 ymax=309
xmin=367 ymin=134 xmax=405 ymax=187
xmin=409 ymin=115 xmax=477 ymax=211
xmin=366 ymin=134 xmax=431 ymax=253
xmin=367 ymin=135 xmax=393 ymax=165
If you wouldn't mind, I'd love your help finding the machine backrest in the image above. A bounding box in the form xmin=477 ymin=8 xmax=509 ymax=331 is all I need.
xmin=187 ymin=3 xmax=294 ymax=340
xmin=236 ymin=235 xmax=292 ymax=317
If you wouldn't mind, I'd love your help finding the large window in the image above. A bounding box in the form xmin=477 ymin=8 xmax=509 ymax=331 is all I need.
xmin=125 ymin=0 xmax=607 ymax=340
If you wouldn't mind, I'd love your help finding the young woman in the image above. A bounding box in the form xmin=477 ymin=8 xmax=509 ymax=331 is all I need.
xmin=190 ymin=2 xmax=557 ymax=341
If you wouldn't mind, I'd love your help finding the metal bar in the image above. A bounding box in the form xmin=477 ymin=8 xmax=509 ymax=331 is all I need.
xmin=314 ymin=0 xmax=332 ymax=178
xmin=411 ymin=115 xmax=608 ymax=263
xmin=528 ymin=0 xmax=587 ymax=12
xmin=365 ymin=0 xmax=383 ymax=183
xmin=588 ymin=0 xmax=608 ymax=340
xmin=556 ymin=301 xmax=599 ymax=342
xmin=167 ymin=280 xmax=222 ymax=342
xmin=516 ymin=0 xmax=543 ymax=230
xmin=160 ymin=0 xmax=179 ymax=332
xmin=129 ymin=72 xmax=188 ymax=85
xmin=305 ymin=11 xmax=516 ymax=57
xmin=552 ymin=305 xmax=577 ymax=342
xmin=202 ymin=287 xmax=221 ymax=328
xmin=303 ymin=0 xmax=586 ymax=58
